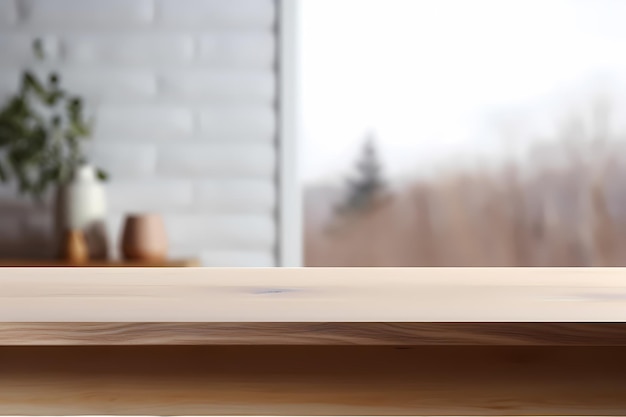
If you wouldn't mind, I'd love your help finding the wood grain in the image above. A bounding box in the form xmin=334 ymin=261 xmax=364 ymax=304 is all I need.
xmin=2 ymin=322 xmax=626 ymax=346
xmin=1 ymin=345 xmax=626 ymax=415
xmin=3 ymin=267 xmax=626 ymax=322
xmin=3 ymin=269 xmax=626 ymax=415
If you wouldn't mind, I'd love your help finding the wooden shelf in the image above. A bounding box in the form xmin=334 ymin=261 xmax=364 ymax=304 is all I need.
xmin=0 ymin=258 xmax=200 ymax=267
xmin=1 ymin=267 xmax=626 ymax=345
xmin=1 ymin=345 xmax=626 ymax=415
xmin=1 ymin=267 xmax=626 ymax=324
xmin=2 ymin=268 xmax=626 ymax=415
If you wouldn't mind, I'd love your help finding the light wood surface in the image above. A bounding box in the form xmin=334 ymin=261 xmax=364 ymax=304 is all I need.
xmin=1 ymin=345 xmax=626 ymax=415
xmin=0 ymin=258 xmax=200 ymax=267
xmin=2 ymin=268 xmax=626 ymax=415
xmin=1 ymin=267 xmax=626 ymax=322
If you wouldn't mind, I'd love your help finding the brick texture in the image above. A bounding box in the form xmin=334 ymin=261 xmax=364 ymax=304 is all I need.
xmin=0 ymin=0 xmax=278 ymax=266
xmin=156 ymin=0 xmax=274 ymax=30
xmin=21 ymin=0 xmax=155 ymax=28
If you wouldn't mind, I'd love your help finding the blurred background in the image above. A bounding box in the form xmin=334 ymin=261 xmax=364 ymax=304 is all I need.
xmin=0 ymin=0 xmax=280 ymax=267
xmin=303 ymin=0 xmax=626 ymax=266
xmin=2 ymin=0 xmax=626 ymax=268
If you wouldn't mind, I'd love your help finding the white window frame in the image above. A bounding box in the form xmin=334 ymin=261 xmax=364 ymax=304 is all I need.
xmin=276 ymin=0 xmax=302 ymax=267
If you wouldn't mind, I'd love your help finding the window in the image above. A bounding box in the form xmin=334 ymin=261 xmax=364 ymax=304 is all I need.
xmin=299 ymin=0 xmax=626 ymax=266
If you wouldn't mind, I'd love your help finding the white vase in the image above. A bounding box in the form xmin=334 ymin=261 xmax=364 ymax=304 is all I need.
xmin=54 ymin=165 xmax=109 ymax=260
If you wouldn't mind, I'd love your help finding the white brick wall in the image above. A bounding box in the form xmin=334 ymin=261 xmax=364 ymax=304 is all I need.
xmin=157 ymin=0 xmax=274 ymax=30
xmin=96 ymin=106 xmax=195 ymax=139
xmin=0 ymin=35 xmax=57 ymax=65
xmin=157 ymin=143 xmax=276 ymax=177
xmin=0 ymin=0 xmax=280 ymax=266
xmin=22 ymin=0 xmax=155 ymax=28
xmin=61 ymin=35 xmax=196 ymax=66
xmin=194 ymin=179 xmax=275 ymax=213
xmin=159 ymin=71 xmax=275 ymax=105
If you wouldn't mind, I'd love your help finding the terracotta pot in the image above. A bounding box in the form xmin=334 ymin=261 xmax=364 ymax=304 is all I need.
xmin=62 ymin=230 xmax=89 ymax=264
xmin=121 ymin=213 xmax=168 ymax=261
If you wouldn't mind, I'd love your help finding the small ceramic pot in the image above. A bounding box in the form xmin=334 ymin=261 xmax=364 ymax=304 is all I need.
xmin=121 ymin=213 xmax=168 ymax=261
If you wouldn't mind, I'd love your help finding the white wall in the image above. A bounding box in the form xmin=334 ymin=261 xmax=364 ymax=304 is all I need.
xmin=0 ymin=0 xmax=282 ymax=266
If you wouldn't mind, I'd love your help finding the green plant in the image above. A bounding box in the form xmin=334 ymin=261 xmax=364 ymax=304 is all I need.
xmin=0 ymin=38 xmax=108 ymax=202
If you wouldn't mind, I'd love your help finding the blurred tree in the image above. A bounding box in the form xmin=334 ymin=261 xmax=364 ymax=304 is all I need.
xmin=337 ymin=132 xmax=386 ymax=215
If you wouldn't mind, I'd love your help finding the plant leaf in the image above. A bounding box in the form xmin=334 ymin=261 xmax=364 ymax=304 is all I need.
xmin=0 ymin=40 xmax=102 ymax=201
xmin=96 ymin=168 xmax=109 ymax=181
xmin=23 ymin=71 xmax=48 ymax=101
xmin=46 ymin=90 xmax=64 ymax=106
xmin=33 ymin=38 xmax=45 ymax=60
xmin=48 ymin=72 xmax=59 ymax=87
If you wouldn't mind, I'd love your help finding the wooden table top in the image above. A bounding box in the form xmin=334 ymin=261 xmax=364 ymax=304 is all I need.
xmin=1 ymin=268 xmax=626 ymax=345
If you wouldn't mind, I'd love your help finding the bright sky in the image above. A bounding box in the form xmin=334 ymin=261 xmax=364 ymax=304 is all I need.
xmin=299 ymin=0 xmax=626 ymax=184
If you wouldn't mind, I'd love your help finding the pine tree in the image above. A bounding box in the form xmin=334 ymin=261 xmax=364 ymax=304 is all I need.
xmin=338 ymin=133 xmax=386 ymax=214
